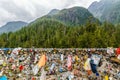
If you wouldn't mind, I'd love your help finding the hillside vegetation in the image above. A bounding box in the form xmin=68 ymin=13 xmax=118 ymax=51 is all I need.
xmin=0 ymin=19 xmax=119 ymax=48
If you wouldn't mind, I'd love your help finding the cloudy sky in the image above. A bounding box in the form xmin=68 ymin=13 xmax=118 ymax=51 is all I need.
xmin=0 ymin=0 xmax=100 ymax=27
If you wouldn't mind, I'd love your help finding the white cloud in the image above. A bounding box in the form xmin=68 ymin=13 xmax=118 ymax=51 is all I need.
xmin=67 ymin=0 xmax=100 ymax=8
xmin=0 ymin=0 xmax=100 ymax=26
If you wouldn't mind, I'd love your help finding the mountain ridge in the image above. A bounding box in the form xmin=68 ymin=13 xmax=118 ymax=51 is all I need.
xmin=0 ymin=21 xmax=27 ymax=34
xmin=47 ymin=9 xmax=60 ymax=16
xmin=88 ymin=0 xmax=120 ymax=24
xmin=41 ymin=6 xmax=99 ymax=26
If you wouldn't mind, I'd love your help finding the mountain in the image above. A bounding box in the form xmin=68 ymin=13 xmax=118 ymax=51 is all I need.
xmin=0 ymin=6 xmax=120 ymax=47
xmin=47 ymin=9 xmax=60 ymax=16
xmin=88 ymin=0 xmax=120 ymax=24
xmin=0 ymin=21 xmax=27 ymax=34
xmin=41 ymin=7 xmax=99 ymax=26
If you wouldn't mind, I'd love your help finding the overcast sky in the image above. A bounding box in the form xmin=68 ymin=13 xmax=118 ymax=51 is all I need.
xmin=0 ymin=0 xmax=100 ymax=27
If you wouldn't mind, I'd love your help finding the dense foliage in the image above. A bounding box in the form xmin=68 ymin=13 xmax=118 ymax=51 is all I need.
xmin=0 ymin=18 xmax=120 ymax=48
